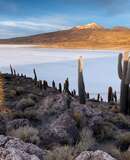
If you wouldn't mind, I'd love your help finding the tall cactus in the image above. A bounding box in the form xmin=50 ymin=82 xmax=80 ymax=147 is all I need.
xmin=118 ymin=51 xmax=130 ymax=114
xmin=108 ymin=86 xmax=113 ymax=103
xmin=78 ymin=56 xmax=86 ymax=104
xmin=10 ymin=64 xmax=13 ymax=75
xmin=33 ymin=68 xmax=37 ymax=85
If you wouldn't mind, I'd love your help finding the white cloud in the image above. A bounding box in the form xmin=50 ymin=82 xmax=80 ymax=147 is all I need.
xmin=0 ymin=20 xmax=71 ymax=30
xmin=0 ymin=16 xmax=73 ymax=38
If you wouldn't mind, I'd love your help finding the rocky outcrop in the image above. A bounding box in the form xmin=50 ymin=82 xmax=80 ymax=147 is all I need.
xmin=40 ymin=113 xmax=79 ymax=146
xmin=0 ymin=135 xmax=43 ymax=160
xmin=75 ymin=150 xmax=116 ymax=160
xmin=0 ymin=147 xmax=40 ymax=160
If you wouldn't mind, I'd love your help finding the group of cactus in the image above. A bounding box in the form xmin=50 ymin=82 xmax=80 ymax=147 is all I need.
xmin=107 ymin=86 xmax=117 ymax=103
xmin=118 ymin=51 xmax=130 ymax=114
xmin=33 ymin=68 xmax=48 ymax=90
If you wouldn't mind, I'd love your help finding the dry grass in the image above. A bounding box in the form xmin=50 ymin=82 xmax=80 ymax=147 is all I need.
xmin=120 ymin=151 xmax=130 ymax=160
xmin=75 ymin=128 xmax=96 ymax=153
xmin=44 ymin=146 xmax=75 ymax=160
xmin=8 ymin=126 xmax=40 ymax=145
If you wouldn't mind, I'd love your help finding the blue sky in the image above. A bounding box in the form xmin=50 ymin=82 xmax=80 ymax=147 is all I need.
xmin=0 ymin=0 xmax=130 ymax=38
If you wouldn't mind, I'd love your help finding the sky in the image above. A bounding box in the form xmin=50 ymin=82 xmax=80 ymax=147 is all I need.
xmin=0 ymin=0 xmax=130 ymax=38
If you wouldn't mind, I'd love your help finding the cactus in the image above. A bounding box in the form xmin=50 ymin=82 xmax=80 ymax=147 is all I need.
xmin=108 ymin=86 xmax=113 ymax=103
xmin=58 ymin=83 xmax=62 ymax=93
xmin=52 ymin=80 xmax=56 ymax=88
xmin=43 ymin=80 xmax=48 ymax=90
xmin=113 ymin=91 xmax=117 ymax=103
xmin=38 ymin=80 xmax=42 ymax=89
xmin=64 ymin=78 xmax=70 ymax=93
xmin=33 ymin=68 xmax=37 ymax=85
xmin=10 ymin=64 xmax=13 ymax=75
xmin=118 ymin=52 xmax=130 ymax=114
xmin=73 ymin=89 xmax=76 ymax=96
xmin=78 ymin=56 xmax=86 ymax=104
xmin=97 ymin=93 xmax=100 ymax=102
xmin=71 ymin=89 xmax=76 ymax=96
xmin=13 ymin=69 xmax=16 ymax=75
xmin=86 ymin=92 xmax=90 ymax=99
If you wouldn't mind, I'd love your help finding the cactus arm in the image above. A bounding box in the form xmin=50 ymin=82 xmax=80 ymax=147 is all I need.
xmin=118 ymin=53 xmax=123 ymax=79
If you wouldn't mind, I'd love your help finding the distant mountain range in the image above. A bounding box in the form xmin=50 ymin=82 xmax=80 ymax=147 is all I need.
xmin=1 ymin=22 xmax=130 ymax=49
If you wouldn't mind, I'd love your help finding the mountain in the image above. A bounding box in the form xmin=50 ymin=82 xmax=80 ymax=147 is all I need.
xmin=1 ymin=22 xmax=130 ymax=49
xmin=74 ymin=22 xmax=104 ymax=30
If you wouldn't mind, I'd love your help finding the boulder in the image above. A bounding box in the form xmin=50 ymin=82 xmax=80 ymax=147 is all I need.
xmin=40 ymin=113 xmax=79 ymax=146
xmin=0 ymin=147 xmax=40 ymax=160
xmin=0 ymin=135 xmax=43 ymax=159
xmin=5 ymin=138 xmax=43 ymax=159
xmin=75 ymin=150 xmax=116 ymax=160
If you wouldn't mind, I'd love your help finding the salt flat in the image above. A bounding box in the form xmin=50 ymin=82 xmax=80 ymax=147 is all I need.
xmin=0 ymin=45 xmax=121 ymax=100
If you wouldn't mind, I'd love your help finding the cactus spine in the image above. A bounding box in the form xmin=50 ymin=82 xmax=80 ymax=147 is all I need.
xmin=118 ymin=52 xmax=130 ymax=114
xmin=78 ymin=56 xmax=86 ymax=104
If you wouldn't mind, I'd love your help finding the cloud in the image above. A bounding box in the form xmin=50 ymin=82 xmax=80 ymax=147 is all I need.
xmin=0 ymin=20 xmax=70 ymax=30
xmin=0 ymin=16 xmax=72 ymax=38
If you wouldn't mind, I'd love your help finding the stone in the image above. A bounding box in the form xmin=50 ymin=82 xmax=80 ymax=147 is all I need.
xmin=75 ymin=150 xmax=116 ymax=160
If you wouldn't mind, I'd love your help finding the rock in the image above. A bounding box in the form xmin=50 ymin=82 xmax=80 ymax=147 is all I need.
xmin=0 ymin=135 xmax=8 ymax=146
xmin=0 ymin=147 xmax=40 ymax=160
xmin=0 ymin=135 xmax=43 ymax=159
xmin=75 ymin=150 xmax=116 ymax=160
xmin=5 ymin=138 xmax=43 ymax=159
xmin=6 ymin=119 xmax=30 ymax=132
xmin=40 ymin=113 xmax=79 ymax=146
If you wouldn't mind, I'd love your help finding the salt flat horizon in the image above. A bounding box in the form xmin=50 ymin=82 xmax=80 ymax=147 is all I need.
xmin=0 ymin=46 xmax=120 ymax=100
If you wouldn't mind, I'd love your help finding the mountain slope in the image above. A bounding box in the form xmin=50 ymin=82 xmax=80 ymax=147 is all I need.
xmin=1 ymin=23 xmax=130 ymax=49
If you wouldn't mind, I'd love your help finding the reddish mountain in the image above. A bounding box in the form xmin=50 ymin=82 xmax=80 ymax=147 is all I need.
xmin=0 ymin=23 xmax=130 ymax=49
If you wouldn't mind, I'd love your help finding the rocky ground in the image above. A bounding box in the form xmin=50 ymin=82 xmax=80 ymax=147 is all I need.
xmin=0 ymin=73 xmax=130 ymax=160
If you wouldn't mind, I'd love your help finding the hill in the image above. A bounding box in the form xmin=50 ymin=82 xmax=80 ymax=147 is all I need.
xmin=1 ymin=22 xmax=130 ymax=49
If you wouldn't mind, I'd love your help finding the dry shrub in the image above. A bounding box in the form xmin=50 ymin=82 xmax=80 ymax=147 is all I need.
xmin=16 ymin=86 xmax=24 ymax=95
xmin=118 ymin=132 xmax=130 ymax=151
xmin=8 ymin=126 xmax=40 ymax=145
xmin=75 ymin=128 xmax=96 ymax=153
xmin=110 ymin=113 xmax=130 ymax=128
xmin=16 ymin=98 xmax=35 ymax=111
xmin=73 ymin=111 xmax=81 ymax=127
xmin=120 ymin=151 xmax=130 ymax=160
xmin=45 ymin=145 xmax=75 ymax=160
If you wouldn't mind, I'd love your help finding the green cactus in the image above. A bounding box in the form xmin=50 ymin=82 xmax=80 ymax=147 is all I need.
xmin=78 ymin=56 xmax=86 ymax=104
xmin=97 ymin=93 xmax=100 ymax=102
xmin=118 ymin=52 xmax=130 ymax=114
xmin=52 ymin=80 xmax=56 ymax=88
xmin=63 ymin=78 xmax=70 ymax=93
xmin=108 ymin=86 xmax=113 ymax=103
xmin=10 ymin=64 xmax=13 ymax=75
xmin=33 ymin=68 xmax=37 ymax=85
xmin=58 ymin=83 xmax=62 ymax=93
xmin=113 ymin=91 xmax=117 ymax=103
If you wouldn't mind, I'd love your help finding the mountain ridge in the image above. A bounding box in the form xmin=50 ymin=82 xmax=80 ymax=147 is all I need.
xmin=1 ymin=22 xmax=130 ymax=49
